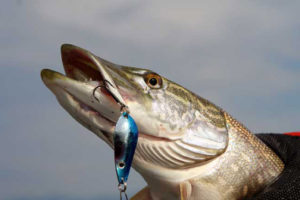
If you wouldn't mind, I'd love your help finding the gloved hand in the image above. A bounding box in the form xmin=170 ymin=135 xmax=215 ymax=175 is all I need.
xmin=248 ymin=133 xmax=300 ymax=200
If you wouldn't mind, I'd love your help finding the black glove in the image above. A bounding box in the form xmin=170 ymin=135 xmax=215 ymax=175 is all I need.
xmin=248 ymin=134 xmax=300 ymax=200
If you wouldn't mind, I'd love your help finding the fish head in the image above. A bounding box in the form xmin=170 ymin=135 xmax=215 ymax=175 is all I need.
xmin=41 ymin=44 xmax=229 ymax=183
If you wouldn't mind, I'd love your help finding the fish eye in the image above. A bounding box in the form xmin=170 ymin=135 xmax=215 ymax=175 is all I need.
xmin=144 ymin=73 xmax=162 ymax=89
xmin=149 ymin=77 xmax=157 ymax=86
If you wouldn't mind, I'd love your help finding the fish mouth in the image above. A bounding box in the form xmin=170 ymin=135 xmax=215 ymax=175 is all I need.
xmin=41 ymin=44 xmax=123 ymax=146
xmin=41 ymin=44 xmax=170 ymax=147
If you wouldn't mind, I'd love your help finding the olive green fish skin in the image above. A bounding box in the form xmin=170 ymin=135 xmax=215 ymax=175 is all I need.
xmin=41 ymin=44 xmax=284 ymax=200
xmin=178 ymin=112 xmax=284 ymax=200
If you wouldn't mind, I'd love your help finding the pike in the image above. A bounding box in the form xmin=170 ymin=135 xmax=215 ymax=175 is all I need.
xmin=41 ymin=44 xmax=284 ymax=200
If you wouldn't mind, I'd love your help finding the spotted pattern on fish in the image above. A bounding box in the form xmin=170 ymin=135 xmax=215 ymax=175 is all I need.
xmin=166 ymin=81 xmax=226 ymax=129
xmin=186 ymin=112 xmax=284 ymax=199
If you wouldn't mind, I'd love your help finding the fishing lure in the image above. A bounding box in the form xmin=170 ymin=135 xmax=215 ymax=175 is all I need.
xmin=114 ymin=111 xmax=139 ymax=200
xmin=92 ymin=77 xmax=138 ymax=199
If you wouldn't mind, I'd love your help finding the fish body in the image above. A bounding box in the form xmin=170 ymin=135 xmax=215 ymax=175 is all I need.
xmin=41 ymin=44 xmax=284 ymax=200
xmin=114 ymin=112 xmax=138 ymax=185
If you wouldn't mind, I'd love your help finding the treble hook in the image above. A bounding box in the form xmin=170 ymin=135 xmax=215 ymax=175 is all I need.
xmin=118 ymin=179 xmax=128 ymax=200
xmin=119 ymin=191 xmax=128 ymax=200
xmin=92 ymin=84 xmax=104 ymax=102
xmin=92 ymin=79 xmax=114 ymax=102
xmin=92 ymin=79 xmax=129 ymax=113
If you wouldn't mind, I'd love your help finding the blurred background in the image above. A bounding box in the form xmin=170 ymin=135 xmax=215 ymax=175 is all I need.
xmin=1 ymin=0 xmax=300 ymax=199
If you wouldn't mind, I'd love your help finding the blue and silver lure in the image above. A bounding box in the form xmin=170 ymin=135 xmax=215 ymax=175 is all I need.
xmin=91 ymin=71 xmax=138 ymax=199
xmin=114 ymin=111 xmax=138 ymax=199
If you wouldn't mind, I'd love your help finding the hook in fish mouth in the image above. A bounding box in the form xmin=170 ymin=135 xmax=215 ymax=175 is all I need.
xmin=40 ymin=44 xmax=162 ymax=149
xmin=41 ymin=44 xmax=128 ymax=146
xmin=92 ymin=79 xmax=113 ymax=102
xmin=92 ymin=79 xmax=129 ymax=114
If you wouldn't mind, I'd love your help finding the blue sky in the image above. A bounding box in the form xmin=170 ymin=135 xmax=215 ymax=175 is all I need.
xmin=1 ymin=1 xmax=300 ymax=199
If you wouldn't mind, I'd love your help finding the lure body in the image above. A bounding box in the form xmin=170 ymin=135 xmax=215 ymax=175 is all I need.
xmin=114 ymin=112 xmax=138 ymax=185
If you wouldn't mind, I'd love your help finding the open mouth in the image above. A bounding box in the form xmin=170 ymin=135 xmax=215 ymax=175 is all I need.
xmin=41 ymin=44 xmax=123 ymax=146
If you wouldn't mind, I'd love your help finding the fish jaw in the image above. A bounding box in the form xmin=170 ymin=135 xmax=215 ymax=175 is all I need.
xmin=41 ymin=44 xmax=126 ymax=147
